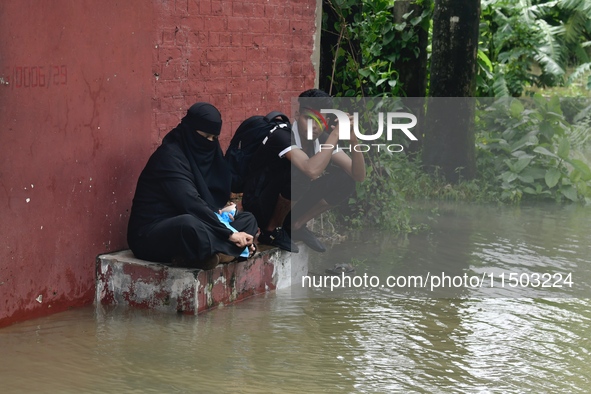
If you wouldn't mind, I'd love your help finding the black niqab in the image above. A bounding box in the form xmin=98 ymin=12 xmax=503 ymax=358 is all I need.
xmin=162 ymin=102 xmax=230 ymax=210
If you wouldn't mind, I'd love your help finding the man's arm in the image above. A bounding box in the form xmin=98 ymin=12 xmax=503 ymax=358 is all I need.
xmin=285 ymin=128 xmax=340 ymax=180
xmin=325 ymin=113 xmax=366 ymax=182
xmin=330 ymin=131 xmax=366 ymax=182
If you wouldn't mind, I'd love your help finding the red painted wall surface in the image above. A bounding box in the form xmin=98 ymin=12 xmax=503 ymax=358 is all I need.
xmin=0 ymin=0 xmax=317 ymax=328
xmin=151 ymin=0 xmax=317 ymax=148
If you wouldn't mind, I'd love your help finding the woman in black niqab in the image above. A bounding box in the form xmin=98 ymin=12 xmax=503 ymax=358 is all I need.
xmin=162 ymin=103 xmax=229 ymax=210
xmin=127 ymin=102 xmax=258 ymax=269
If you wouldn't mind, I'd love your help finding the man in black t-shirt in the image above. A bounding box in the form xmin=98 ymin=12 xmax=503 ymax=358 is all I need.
xmin=242 ymin=89 xmax=366 ymax=253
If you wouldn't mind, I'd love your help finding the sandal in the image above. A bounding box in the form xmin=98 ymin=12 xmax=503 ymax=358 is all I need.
xmin=235 ymin=244 xmax=258 ymax=262
xmin=248 ymin=243 xmax=258 ymax=259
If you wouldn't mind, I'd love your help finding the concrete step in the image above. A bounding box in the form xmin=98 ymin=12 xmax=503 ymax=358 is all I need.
xmin=95 ymin=246 xmax=308 ymax=314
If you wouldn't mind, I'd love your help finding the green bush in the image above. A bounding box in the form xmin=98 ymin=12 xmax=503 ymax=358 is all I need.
xmin=476 ymin=96 xmax=591 ymax=202
xmin=325 ymin=0 xmax=431 ymax=97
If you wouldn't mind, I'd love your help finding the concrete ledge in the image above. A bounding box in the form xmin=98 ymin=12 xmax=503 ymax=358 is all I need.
xmin=95 ymin=247 xmax=308 ymax=314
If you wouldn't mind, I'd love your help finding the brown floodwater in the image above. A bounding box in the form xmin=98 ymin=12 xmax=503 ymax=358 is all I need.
xmin=1 ymin=203 xmax=590 ymax=393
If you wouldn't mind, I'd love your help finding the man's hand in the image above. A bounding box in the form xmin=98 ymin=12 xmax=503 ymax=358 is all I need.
xmin=347 ymin=113 xmax=358 ymax=144
xmin=330 ymin=113 xmax=356 ymax=143
xmin=328 ymin=112 xmax=366 ymax=182
xmin=229 ymin=232 xmax=253 ymax=248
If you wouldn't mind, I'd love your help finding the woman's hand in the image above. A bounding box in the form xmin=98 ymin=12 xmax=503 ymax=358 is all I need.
xmin=228 ymin=232 xmax=253 ymax=248
xmin=219 ymin=203 xmax=237 ymax=221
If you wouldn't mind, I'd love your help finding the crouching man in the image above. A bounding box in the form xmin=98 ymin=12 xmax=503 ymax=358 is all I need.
xmin=242 ymin=89 xmax=366 ymax=253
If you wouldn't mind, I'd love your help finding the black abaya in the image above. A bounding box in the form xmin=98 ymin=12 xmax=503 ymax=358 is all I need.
xmin=127 ymin=103 xmax=258 ymax=267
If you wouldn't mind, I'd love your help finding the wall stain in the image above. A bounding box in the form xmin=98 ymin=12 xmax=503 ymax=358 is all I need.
xmin=81 ymin=72 xmax=105 ymax=158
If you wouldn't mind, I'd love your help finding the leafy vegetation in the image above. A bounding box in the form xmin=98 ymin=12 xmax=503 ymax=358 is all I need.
xmin=476 ymin=96 xmax=591 ymax=203
xmin=324 ymin=0 xmax=591 ymax=97
xmin=335 ymin=96 xmax=591 ymax=229
xmin=324 ymin=0 xmax=431 ymax=97
xmin=478 ymin=0 xmax=591 ymax=96
xmin=339 ymin=148 xmax=502 ymax=230
xmin=320 ymin=0 xmax=591 ymax=231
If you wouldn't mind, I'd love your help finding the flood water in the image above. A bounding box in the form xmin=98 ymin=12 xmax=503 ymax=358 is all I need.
xmin=1 ymin=203 xmax=591 ymax=393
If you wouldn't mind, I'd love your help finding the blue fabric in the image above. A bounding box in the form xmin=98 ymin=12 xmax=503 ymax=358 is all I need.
xmin=216 ymin=209 xmax=249 ymax=258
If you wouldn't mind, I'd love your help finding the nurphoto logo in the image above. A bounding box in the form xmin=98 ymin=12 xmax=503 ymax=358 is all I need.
xmin=306 ymin=108 xmax=418 ymax=153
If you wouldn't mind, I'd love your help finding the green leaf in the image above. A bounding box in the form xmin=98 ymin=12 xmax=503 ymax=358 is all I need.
xmin=383 ymin=31 xmax=395 ymax=45
xmin=545 ymin=168 xmax=561 ymax=188
xmin=510 ymin=136 xmax=537 ymax=152
xmin=501 ymin=171 xmax=518 ymax=183
xmin=513 ymin=156 xmax=533 ymax=173
xmin=539 ymin=121 xmax=559 ymax=140
xmin=382 ymin=22 xmax=393 ymax=34
xmin=578 ymin=180 xmax=588 ymax=197
xmin=502 ymin=127 xmax=517 ymax=141
xmin=557 ymin=138 xmax=570 ymax=159
xmin=523 ymin=187 xmax=537 ymax=194
xmin=511 ymin=150 xmax=528 ymax=158
xmin=521 ymin=167 xmax=547 ymax=180
xmin=493 ymin=75 xmax=510 ymax=97
xmin=385 ymin=54 xmax=398 ymax=63
xmin=518 ymin=175 xmax=534 ymax=184
xmin=561 ymin=186 xmax=579 ymax=202
xmin=358 ymin=69 xmax=371 ymax=78
xmin=533 ymin=146 xmax=558 ymax=158
xmin=410 ymin=16 xmax=422 ymax=26
xmin=395 ymin=22 xmax=406 ymax=31
xmin=568 ymin=62 xmax=591 ymax=85
xmin=510 ymin=100 xmax=525 ymax=118
xmin=566 ymin=159 xmax=591 ymax=181
xmin=570 ymin=170 xmax=582 ymax=183
xmin=477 ymin=49 xmax=493 ymax=72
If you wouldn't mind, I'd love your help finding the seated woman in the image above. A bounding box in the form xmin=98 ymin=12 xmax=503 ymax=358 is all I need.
xmin=127 ymin=102 xmax=258 ymax=270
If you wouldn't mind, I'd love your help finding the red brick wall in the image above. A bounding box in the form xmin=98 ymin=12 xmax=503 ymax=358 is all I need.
xmin=152 ymin=0 xmax=317 ymax=149
xmin=0 ymin=0 xmax=318 ymax=328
